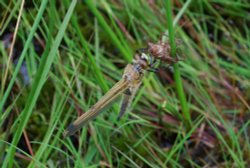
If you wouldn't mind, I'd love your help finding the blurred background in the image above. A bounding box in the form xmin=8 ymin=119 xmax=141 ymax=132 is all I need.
xmin=0 ymin=0 xmax=250 ymax=167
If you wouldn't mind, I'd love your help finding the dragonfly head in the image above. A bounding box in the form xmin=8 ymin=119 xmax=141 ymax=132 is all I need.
xmin=133 ymin=52 xmax=156 ymax=69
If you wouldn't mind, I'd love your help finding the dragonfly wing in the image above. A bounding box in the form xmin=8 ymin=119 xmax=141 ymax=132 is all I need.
xmin=117 ymin=81 xmax=142 ymax=120
xmin=64 ymin=78 xmax=129 ymax=137
xmin=117 ymin=93 xmax=133 ymax=120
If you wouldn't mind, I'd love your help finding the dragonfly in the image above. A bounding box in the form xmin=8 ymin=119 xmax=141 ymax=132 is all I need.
xmin=64 ymin=38 xmax=180 ymax=137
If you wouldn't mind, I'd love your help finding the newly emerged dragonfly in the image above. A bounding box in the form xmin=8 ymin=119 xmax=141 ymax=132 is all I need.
xmin=64 ymin=39 xmax=180 ymax=137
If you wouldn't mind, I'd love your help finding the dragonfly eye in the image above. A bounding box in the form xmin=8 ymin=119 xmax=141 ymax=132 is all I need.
xmin=140 ymin=53 xmax=155 ymax=67
xmin=141 ymin=53 xmax=150 ymax=62
xmin=141 ymin=53 xmax=148 ymax=59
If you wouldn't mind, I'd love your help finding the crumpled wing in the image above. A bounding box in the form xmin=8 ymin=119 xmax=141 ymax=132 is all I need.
xmin=117 ymin=81 xmax=141 ymax=120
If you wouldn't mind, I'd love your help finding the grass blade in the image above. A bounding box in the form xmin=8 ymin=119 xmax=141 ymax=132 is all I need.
xmin=2 ymin=0 xmax=77 ymax=167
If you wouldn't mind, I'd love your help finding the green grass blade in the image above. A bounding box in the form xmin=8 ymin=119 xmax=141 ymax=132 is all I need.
xmin=2 ymin=0 xmax=77 ymax=167
xmin=0 ymin=0 xmax=48 ymax=113
xmin=165 ymin=0 xmax=192 ymax=128
xmin=85 ymin=0 xmax=132 ymax=61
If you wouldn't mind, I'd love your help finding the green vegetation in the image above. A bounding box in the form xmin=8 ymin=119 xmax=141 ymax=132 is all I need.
xmin=0 ymin=0 xmax=249 ymax=167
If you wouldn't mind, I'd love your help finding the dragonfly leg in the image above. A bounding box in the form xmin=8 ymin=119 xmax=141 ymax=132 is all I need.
xmin=147 ymin=67 xmax=159 ymax=73
xmin=136 ymin=47 xmax=148 ymax=54
xmin=147 ymin=56 xmax=159 ymax=72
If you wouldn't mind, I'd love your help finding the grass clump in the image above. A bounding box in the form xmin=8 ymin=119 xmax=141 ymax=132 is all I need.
xmin=0 ymin=0 xmax=249 ymax=167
